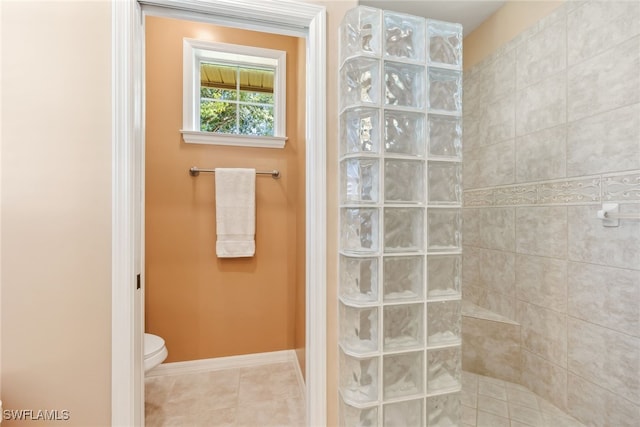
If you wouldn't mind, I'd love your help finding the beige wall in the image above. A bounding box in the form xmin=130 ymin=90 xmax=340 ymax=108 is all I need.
xmin=145 ymin=16 xmax=305 ymax=362
xmin=463 ymin=1 xmax=564 ymax=70
xmin=1 ymin=1 xmax=112 ymax=425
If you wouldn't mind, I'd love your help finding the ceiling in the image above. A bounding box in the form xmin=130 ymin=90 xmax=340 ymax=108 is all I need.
xmin=358 ymin=0 xmax=506 ymax=36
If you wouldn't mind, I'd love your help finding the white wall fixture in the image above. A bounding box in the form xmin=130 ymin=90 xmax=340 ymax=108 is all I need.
xmin=597 ymin=203 xmax=640 ymax=227
xmin=338 ymin=7 xmax=463 ymax=425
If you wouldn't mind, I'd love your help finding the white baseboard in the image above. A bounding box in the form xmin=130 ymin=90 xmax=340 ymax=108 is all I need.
xmin=293 ymin=354 xmax=306 ymax=399
xmin=146 ymin=349 xmax=298 ymax=377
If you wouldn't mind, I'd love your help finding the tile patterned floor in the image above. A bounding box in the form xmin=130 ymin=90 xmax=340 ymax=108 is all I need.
xmin=462 ymin=371 xmax=586 ymax=427
xmin=146 ymin=366 xmax=586 ymax=426
xmin=145 ymin=360 xmax=305 ymax=426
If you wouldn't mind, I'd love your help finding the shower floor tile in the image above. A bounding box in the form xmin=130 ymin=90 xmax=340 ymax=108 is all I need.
xmin=145 ymin=360 xmax=305 ymax=426
xmin=462 ymin=371 xmax=586 ymax=427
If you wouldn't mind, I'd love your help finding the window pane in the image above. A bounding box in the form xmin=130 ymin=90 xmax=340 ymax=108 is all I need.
xmin=201 ymin=100 xmax=237 ymax=133
xmin=239 ymin=105 xmax=274 ymax=136
xmin=201 ymin=63 xmax=237 ymax=90
xmin=201 ymin=87 xmax=236 ymax=101
xmin=239 ymin=67 xmax=274 ymax=94
xmin=239 ymin=90 xmax=274 ymax=104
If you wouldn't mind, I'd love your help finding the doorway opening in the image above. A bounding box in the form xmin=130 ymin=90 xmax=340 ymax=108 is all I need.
xmin=112 ymin=1 xmax=326 ymax=425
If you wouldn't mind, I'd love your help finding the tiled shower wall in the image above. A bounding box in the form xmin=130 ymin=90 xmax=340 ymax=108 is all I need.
xmin=462 ymin=1 xmax=640 ymax=426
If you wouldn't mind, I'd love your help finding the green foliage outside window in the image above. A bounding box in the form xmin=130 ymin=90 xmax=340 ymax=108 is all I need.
xmin=200 ymin=75 xmax=275 ymax=136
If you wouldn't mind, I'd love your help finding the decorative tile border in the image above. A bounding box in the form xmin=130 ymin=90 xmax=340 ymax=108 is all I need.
xmin=603 ymin=172 xmax=640 ymax=201
xmin=463 ymin=172 xmax=640 ymax=207
xmin=538 ymin=177 xmax=600 ymax=204
xmin=463 ymin=189 xmax=494 ymax=207
xmin=494 ymin=184 xmax=537 ymax=206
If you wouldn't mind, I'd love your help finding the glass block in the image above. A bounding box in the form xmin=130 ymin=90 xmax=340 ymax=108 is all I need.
xmin=428 ymin=68 xmax=462 ymax=113
xmin=341 ymin=108 xmax=380 ymax=155
xmin=340 ymin=7 xmax=381 ymax=62
xmin=427 ymin=20 xmax=462 ymax=68
xmin=427 ymin=347 xmax=461 ymax=393
xmin=339 ymin=302 xmax=378 ymax=353
xmin=384 ymin=159 xmax=425 ymax=203
xmin=383 ymin=351 xmax=424 ymax=399
xmin=384 ymin=208 xmax=424 ymax=253
xmin=340 ymin=255 xmax=379 ymax=304
xmin=341 ymin=208 xmax=379 ymax=253
xmin=384 ymin=62 xmax=425 ymax=108
xmin=341 ymin=158 xmax=379 ymax=204
xmin=427 ymin=392 xmax=460 ymax=427
xmin=339 ymin=349 xmax=378 ymax=404
xmin=427 ymin=255 xmax=461 ymax=299
xmin=341 ymin=57 xmax=381 ymax=110
xmin=384 ymin=399 xmax=424 ymax=427
xmin=384 ymin=110 xmax=426 ymax=156
xmin=383 ymin=11 xmax=426 ymax=62
xmin=428 ymin=114 xmax=462 ymax=158
xmin=428 ymin=162 xmax=462 ymax=205
xmin=427 ymin=209 xmax=461 ymax=252
xmin=427 ymin=301 xmax=461 ymax=347
xmin=384 ymin=303 xmax=424 ymax=351
xmin=339 ymin=400 xmax=378 ymax=427
xmin=383 ymin=256 xmax=424 ymax=302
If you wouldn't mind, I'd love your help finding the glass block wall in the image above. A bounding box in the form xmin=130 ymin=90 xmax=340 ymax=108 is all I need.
xmin=338 ymin=7 xmax=463 ymax=426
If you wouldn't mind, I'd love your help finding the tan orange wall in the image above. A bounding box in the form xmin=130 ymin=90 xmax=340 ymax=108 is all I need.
xmin=1 ymin=1 xmax=112 ymax=425
xmin=145 ymin=17 xmax=305 ymax=362
xmin=463 ymin=0 xmax=564 ymax=70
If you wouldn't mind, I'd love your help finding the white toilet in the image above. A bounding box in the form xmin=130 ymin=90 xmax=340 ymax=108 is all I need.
xmin=144 ymin=333 xmax=168 ymax=373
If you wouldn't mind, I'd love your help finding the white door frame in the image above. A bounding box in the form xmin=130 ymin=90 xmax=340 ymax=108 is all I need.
xmin=112 ymin=0 xmax=327 ymax=425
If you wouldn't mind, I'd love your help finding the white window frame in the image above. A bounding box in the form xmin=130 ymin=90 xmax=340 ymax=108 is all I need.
xmin=181 ymin=38 xmax=287 ymax=148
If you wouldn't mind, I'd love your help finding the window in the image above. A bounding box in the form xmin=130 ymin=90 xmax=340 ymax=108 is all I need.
xmin=181 ymin=39 xmax=287 ymax=148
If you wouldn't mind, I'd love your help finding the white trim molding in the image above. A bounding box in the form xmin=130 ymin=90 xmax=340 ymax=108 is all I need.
xmin=182 ymin=38 xmax=287 ymax=146
xmin=180 ymin=131 xmax=287 ymax=148
xmin=146 ymin=349 xmax=298 ymax=377
xmin=113 ymin=1 xmax=327 ymax=426
xmin=112 ymin=0 xmax=144 ymax=425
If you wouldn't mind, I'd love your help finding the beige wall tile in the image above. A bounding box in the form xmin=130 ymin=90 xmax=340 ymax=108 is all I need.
xmin=516 ymin=72 xmax=566 ymax=136
xmin=462 ymin=316 xmax=521 ymax=383
xmin=516 ymin=18 xmax=566 ymax=89
xmin=567 ymin=317 xmax=640 ymax=404
xmin=516 ymin=254 xmax=567 ymax=313
xmin=568 ymin=262 xmax=640 ymax=337
xmin=463 ymin=207 xmax=516 ymax=251
xmin=463 ymin=246 xmax=515 ymax=297
xmin=515 ymin=125 xmax=566 ymax=183
xmin=464 ymin=140 xmax=516 ymax=189
xmin=515 ymin=206 xmax=567 ymax=258
xmin=567 ymin=103 xmax=640 ymax=176
xmin=567 ymin=35 xmax=640 ymax=122
xmin=568 ymin=205 xmax=640 ymax=270
xmin=521 ymin=350 xmax=568 ymax=411
xmin=567 ymin=373 xmax=640 ymax=427
xmin=517 ymin=302 xmax=567 ymax=367
xmin=567 ymin=0 xmax=640 ymax=66
xmin=485 ymin=48 xmax=517 ymax=102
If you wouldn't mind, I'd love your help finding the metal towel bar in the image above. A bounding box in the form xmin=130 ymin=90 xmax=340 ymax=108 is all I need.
xmin=189 ymin=167 xmax=280 ymax=179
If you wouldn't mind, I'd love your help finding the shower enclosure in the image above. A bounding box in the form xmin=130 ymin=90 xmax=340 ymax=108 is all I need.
xmin=338 ymin=6 xmax=463 ymax=426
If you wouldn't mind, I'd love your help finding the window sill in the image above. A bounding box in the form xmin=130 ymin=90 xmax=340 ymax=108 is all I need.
xmin=181 ymin=130 xmax=287 ymax=149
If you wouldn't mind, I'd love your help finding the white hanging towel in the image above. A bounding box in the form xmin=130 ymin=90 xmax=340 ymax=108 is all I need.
xmin=214 ymin=168 xmax=256 ymax=258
